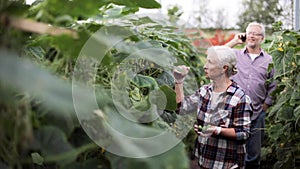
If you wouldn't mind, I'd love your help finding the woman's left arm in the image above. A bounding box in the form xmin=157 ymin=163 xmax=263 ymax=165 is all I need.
xmin=216 ymin=95 xmax=252 ymax=140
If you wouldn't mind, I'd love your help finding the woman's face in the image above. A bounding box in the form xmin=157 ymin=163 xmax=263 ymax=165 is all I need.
xmin=203 ymin=54 xmax=224 ymax=80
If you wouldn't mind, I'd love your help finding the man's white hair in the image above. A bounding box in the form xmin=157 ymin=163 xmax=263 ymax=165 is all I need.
xmin=246 ymin=22 xmax=266 ymax=37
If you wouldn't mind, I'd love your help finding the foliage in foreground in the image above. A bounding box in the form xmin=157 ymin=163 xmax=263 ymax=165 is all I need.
xmin=261 ymin=21 xmax=300 ymax=169
xmin=0 ymin=0 xmax=206 ymax=169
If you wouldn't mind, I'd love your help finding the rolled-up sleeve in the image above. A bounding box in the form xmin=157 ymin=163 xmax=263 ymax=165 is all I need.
xmin=234 ymin=95 xmax=252 ymax=140
xmin=179 ymin=89 xmax=201 ymax=115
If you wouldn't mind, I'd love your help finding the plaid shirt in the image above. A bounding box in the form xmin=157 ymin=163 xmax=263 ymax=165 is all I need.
xmin=180 ymin=81 xmax=252 ymax=169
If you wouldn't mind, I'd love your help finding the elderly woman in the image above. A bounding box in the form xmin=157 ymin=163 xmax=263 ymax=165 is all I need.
xmin=173 ymin=46 xmax=252 ymax=169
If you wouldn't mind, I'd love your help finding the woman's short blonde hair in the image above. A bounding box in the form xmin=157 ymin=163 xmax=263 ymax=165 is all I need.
xmin=207 ymin=46 xmax=237 ymax=77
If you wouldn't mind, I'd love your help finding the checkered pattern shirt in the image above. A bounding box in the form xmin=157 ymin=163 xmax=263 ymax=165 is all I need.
xmin=180 ymin=81 xmax=252 ymax=169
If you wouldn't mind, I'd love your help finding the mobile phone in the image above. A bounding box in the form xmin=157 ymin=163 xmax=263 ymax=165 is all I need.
xmin=241 ymin=35 xmax=246 ymax=42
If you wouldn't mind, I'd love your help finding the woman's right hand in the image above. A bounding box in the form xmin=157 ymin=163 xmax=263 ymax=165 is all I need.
xmin=173 ymin=65 xmax=190 ymax=83
xmin=193 ymin=124 xmax=199 ymax=133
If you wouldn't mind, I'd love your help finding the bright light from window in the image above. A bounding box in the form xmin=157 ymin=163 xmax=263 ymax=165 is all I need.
xmin=26 ymin=0 xmax=36 ymax=5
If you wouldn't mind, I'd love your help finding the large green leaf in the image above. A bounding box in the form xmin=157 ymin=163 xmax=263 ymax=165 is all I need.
xmin=47 ymin=30 xmax=91 ymax=59
xmin=277 ymin=105 xmax=294 ymax=121
xmin=131 ymin=74 xmax=158 ymax=90
xmin=158 ymin=85 xmax=176 ymax=111
xmin=290 ymin=89 xmax=300 ymax=106
xmin=0 ymin=1 xmax=29 ymax=15
xmin=283 ymin=33 xmax=298 ymax=46
xmin=0 ymin=48 xmax=113 ymax=112
xmin=106 ymin=142 xmax=189 ymax=169
xmin=0 ymin=49 xmax=75 ymax=112
xmin=43 ymin=0 xmax=160 ymax=18
xmin=111 ymin=0 xmax=161 ymax=9
xmin=268 ymin=123 xmax=284 ymax=141
xmin=31 ymin=126 xmax=77 ymax=166
xmin=155 ymin=71 xmax=174 ymax=86
xmin=45 ymin=0 xmax=104 ymax=18
xmin=294 ymin=105 xmax=300 ymax=119
xmin=44 ymin=111 xmax=79 ymax=137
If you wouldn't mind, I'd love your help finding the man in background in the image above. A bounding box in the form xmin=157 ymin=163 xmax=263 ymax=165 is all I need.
xmin=225 ymin=22 xmax=277 ymax=169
